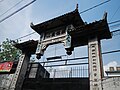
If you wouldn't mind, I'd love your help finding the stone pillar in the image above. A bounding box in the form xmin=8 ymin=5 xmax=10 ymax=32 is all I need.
xmin=9 ymin=53 xmax=30 ymax=90
xmin=88 ymin=37 xmax=104 ymax=90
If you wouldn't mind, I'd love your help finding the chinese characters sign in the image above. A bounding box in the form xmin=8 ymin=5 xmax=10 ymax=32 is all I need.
xmin=0 ymin=62 xmax=13 ymax=72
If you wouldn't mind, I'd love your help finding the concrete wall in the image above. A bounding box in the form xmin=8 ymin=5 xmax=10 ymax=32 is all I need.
xmin=103 ymin=77 xmax=120 ymax=90
xmin=0 ymin=74 xmax=14 ymax=90
xmin=0 ymin=62 xmax=49 ymax=90
xmin=1 ymin=74 xmax=120 ymax=90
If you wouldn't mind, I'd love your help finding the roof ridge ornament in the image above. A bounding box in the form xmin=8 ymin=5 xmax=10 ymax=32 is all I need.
xmin=102 ymin=11 xmax=107 ymax=20
xmin=76 ymin=4 xmax=78 ymax=10
xmin=30 ymin=22 xmax=34 ymax=27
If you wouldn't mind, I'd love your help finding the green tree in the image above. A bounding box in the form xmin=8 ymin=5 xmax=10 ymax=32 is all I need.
xmin=0 ymin=38 xmax=21 ymax=62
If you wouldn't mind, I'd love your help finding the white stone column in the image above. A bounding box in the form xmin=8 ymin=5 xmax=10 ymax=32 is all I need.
xmin=88 ymin=37 xmax=104 ymax=90
xmin=9 ymin=54 xmax=30 ymax=90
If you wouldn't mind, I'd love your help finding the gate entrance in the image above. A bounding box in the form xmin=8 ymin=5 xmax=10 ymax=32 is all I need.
xmin=9 ymin=6 xmax=111 ymax=90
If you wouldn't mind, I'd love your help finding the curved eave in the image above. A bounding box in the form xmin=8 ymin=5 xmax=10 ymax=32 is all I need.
xmin=14 ymin=40 xmax=38 ymax=54
xmin=71 ymin=19 xmax=112 ymax=47
xmin=30 ymin=9 xmax=85 ymax=35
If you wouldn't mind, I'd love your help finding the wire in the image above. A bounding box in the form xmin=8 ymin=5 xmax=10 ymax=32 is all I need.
xmin=0 ymin=0 xmax=115 ymax=42
xmin=0 ymin=0 xmax=5 ymax=3
xmin=0 ymin=0 xmax=24 ymax=18
xmin=102 ymin=49 xmax=120 ymax=55
xmin=15 ymin=19 xmax=120 ymax=41
xmin=0 ymin=0 xmax=111 ymax=23
xmin=0 ymin=0 xmax=119 ymax=43
xmin=111 ymin=29 xmax=120 ymax=33
xmin=108 ymin=19 xmax=120 ymax=25
xmin=39 ymin=49 xmax=120 ymax=64
xmin=14 ymin=31 xmax=36 ymax=41
xmin=110 ymin=4 xmax=120 ymax=22
xmin=109 ymin=23 xmax=120 ymax=29
xmin=111 ymin=29 xmax=120 ymax=36
xmin=0 ymin=0 xmax=108 ymax=22
xmin=0 ymin=0 xmax=119 ymax=42
xmin=12 ymin=22 xmax=120 ymax=42
xmin=44 ymin=62 xmax=88 ymax=67
xmin=17 ymin=27 xmax=120 ymax=45
xmin=40 ymin=57 xmax=88 ymax=63
xmin=0 ymin=0 xmax=36 ymax=23
xmin=80 ymin=0 xmax=111 ymax=14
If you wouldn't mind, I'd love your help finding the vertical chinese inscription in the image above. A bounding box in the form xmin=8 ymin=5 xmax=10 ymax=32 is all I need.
xmin=88 ymin=37 xmax=103 ymax=90
xmin=90 ymin=44 xmax=98 ymax=87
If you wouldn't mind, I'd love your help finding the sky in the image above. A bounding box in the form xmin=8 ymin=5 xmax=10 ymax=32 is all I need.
xmin=0 ymin=0 xmax=120 ymax=75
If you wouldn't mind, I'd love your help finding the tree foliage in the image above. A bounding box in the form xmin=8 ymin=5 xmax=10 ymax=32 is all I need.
xmin=0 ymin=38 xmax=21 ymax=62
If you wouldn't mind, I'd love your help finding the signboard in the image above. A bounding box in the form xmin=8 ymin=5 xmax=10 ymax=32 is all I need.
xmin=0 ymin=62 xmax=13 ymax=72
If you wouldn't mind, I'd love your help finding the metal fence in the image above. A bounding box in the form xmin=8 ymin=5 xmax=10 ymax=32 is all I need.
xmin=47 ymin=65 xmax=88 ymax=78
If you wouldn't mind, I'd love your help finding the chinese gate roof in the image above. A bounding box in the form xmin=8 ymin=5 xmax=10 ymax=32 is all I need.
xmin=30 ymin=9 xmax=85 ymax=34
xmin=14 ymin=40 xmax=38 ymax=54
xmin=71 ymin=17 xmax=112 ymax=47
xmin=30 ymin=8 xmax=111 ymax=47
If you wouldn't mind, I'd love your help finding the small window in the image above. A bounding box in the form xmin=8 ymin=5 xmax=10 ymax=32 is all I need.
xmin=109 ymin=67 xmax=114 ymax=71
xmin=116 ymin=67 xmax=120 ymax=71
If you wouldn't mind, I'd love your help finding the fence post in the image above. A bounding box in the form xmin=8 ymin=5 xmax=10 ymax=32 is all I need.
xmin=53 ymin=69 xmax=56 ymax=79
xmin=69 ymin=68 xmax=72 ymax=78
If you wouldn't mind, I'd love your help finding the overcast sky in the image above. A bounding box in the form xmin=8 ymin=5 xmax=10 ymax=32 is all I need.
xmin=0 ymin=0 xmax=120 ymax=71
